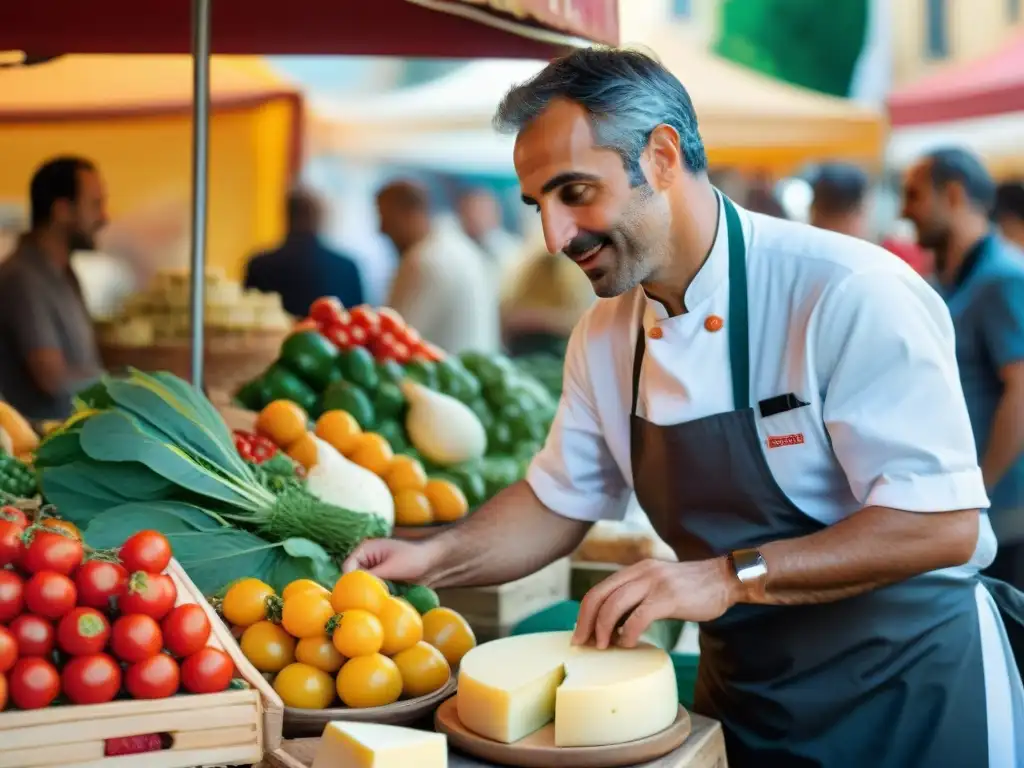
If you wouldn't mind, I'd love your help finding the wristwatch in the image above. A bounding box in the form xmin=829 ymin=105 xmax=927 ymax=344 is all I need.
xmin=728 ymin=548 xmax=768 ymax=591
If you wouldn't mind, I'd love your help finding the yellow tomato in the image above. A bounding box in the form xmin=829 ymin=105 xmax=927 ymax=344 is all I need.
xmin=392 ymin=641 xmax=451 ymax=699
xmin=281 ymin=592 xmax=334 ymax=638
xmin=41 ymin=519 xmax=80 ymax=539
xmin=393 ymin=489 xmax=434 ymax=527
xmin=424 ymin=479 xmax=468 ymax=523
xmin=384 ymin=456 xmax=428 ymax=494
xmin=282 ymin=579 xmax=330 ymax=602
xmin=240 ymin=621 xmax=296 ymax=672
xmin=377 ymin=597 xmax=423 ymax=656
xmin=330 ymin=570 xmax=390 ymax=615
xmin=286 ymin=432 xmax=320 ymax=469
xmin=336 ymin=654 xmax=403 ymax=708
xmin=295 ymin=636 xmax=346 ymax=673
xmin=348 ymin=433 xmax=394 ymax=476
xmin=273 ymin=663 xmax=336 ymax=709
xmin=422 ymin=608 xmax=477 ymax=667
xmin=315 ymin=410 xmax=363 ymax=456
xmin=330 ymin=609 xmax=384 ymax=658
xmin=256 ymin=400 xmax=308 ymax=448
xmin=222 ymin=578 xmax=276 ymax=628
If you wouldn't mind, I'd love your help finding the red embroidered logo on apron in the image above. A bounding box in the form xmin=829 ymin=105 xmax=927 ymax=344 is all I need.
xmin=767 ymin=433 xmax=805 ymax=449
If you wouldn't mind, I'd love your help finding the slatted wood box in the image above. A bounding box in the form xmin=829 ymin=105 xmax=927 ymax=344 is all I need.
xmin=0 ymin=559 xmax=284 ymax=768
xmin=434 ymin=558 xmax=571 ymax=643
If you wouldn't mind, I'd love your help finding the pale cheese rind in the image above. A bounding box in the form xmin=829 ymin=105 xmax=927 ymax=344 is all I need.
xmin=311 ymin=721 xmax=447 ymax=767
xmin=456 ymin=630 xmax=678 ymax=748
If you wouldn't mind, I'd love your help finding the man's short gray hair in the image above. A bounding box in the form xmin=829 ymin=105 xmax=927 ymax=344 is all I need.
xmin=494 ymin=47 xmax=708 ymax=185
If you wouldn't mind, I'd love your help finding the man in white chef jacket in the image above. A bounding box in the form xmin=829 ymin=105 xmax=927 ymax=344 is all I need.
xmin=345 ymin=49 xmax=1024 ymax=767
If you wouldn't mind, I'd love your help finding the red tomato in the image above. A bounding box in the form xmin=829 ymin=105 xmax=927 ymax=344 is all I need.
xmin=9 ymin=615 xmax=54 ymax=657
xmin=0 ymin=627 xmax=16 ymax=673
xmin=110 ymin=614 xmax=163 ymax=663
xmin=401 ymin=325 xmax=422 ymax=348
xmin=62 ymin=653 xmax=122 ymax=705
xmin=377 ymin=307 xmax=406 ymax=335
xmin=21 ymin=529 xmax=84 ymax=576
xmin=119 ymin=531 xmax=172 ymax=574
xmin=181 ymin=647 xmax=234 ymax=694
xmin=24 ymin=571 xmax=77 ymax=619
xmin=0 ymin=506 xmax=29 ymax=527
xmin=0 ymin=520 xmax=25 ymax=567
xmin=0 ymin=569 xmax=24 ymax=623
xmin=0 ymin=672 xmax=6 ymax=711
xmin=309 ymin=297 xmax=348 ymax=327
xmin=349 ymin=305 xmax=380 ymax=333
xmin=125 ymin=653 xmax=180 ymax=699
xmin=120 ymin=573 xmax=176 ymax=620
xmin=347 ymin=324 xmax=369 ymax=347
xmin=419 ymin=342 xmax=445 ymax=362
xmin=391 ymin=341 xmax=411 ymax=364
xmin=8 ymin=657 xmax=60 ymax=709
xmin=58 ymin=607 xmax=112 ymax=656
xmin=161 ymin=604 xmax=211 ymax=658
xmin=368 ymin=332 xmax=398 ymax=361
xmin=75 ymin=560 xmax=129 ymax=610
xmin=290 ymin=318 xmax=319 ymax=335
xmin=323 ymin=324 xmax=352 ymax=351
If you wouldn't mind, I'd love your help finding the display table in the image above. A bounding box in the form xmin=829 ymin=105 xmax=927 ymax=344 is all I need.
xmin=260 ymin=711 xmax=727 ymax=768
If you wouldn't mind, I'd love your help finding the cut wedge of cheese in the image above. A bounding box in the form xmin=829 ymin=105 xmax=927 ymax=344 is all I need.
xmin=310 ymin=721 xmax=447 ymax=768
xmin=456 ymin=631 xmax=677 ymax=748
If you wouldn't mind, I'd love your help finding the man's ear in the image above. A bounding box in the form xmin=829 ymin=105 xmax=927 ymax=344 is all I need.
xmin=944 ymin=180 xmax=968 ymax=209
xmin=640 ymin=124 xmax=682 ymax=191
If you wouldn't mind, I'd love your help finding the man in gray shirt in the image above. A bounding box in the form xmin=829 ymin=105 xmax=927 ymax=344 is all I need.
xmin=0 ymin=157 xmax=107 ymax=420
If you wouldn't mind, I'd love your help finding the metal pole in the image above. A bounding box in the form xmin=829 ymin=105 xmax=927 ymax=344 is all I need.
xmin=188 ymin=0 xmax=212 ymax=388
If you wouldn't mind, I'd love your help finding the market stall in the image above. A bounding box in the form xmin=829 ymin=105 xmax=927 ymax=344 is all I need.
xmin=887 ymin=33 xmax=1024 ymax=177
xmin=309 ymin=23 xmax=885 ymax=174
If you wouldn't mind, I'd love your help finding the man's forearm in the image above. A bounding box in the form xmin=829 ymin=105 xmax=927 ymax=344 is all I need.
xmin=981 ymin=388 xmax=1024 ymax=489
xmin=420 ymin=480 xmax=591 ymax=589
xmin=734 ymin=506 xmax=980 ymax=607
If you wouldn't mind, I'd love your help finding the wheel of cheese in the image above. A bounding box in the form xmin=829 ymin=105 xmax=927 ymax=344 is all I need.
xmin=456 ymin=631 xmax=678 ymax=748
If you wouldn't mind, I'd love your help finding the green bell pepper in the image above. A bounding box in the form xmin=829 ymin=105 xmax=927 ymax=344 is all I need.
xmin=279 ymin=331 xmax=340 ymax=391
xmin=262 ymin=363 xmax=318 ymax=412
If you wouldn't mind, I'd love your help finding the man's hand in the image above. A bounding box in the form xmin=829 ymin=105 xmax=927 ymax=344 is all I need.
xmin=342 ymin=538 xmax=442 ymax=585
xmin=573 ymin=558 xmax=738 ymax=650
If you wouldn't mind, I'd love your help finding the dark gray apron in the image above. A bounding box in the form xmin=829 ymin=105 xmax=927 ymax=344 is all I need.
xmin=630 ymin=196 xmax=1014 ymax=767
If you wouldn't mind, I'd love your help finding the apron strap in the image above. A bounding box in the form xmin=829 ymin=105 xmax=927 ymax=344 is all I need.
xmin=630 ymin=193 xmax=750 ymax=417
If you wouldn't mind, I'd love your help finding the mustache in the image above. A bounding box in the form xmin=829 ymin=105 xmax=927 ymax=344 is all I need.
xmin=563 ymin=231 xmax=611 ymax=259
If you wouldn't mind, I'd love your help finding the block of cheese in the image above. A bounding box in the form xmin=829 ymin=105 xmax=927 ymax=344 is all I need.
xmin=456 ymin=631 xmax=677 ymax=748
xmin=310 ymin=721 xmax=447 ymax=768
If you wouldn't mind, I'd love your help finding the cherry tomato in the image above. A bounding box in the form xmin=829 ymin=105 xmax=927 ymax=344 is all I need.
xmin=0 ymin=569 xmax=24 ymax=623
xmin=391 ymin=341 xmax=411 ymax=364
xmin=347 ymin=324 xmax=369 ymax=347
xmin=110 ymin=614 xmax=163 ymax=663
xmin=119 ymin=531 xmax=172 ymax=574
xmin=125 ymin=653 xmax=180 ymax=699
xmin=0 ymin=520 xmax=25 ymax=567
xmin=0 ymin=506 xmax=29 ymax=527
xmin=161 ymin=604 xmax=211 ymax=658
xmin=41 ymin=519 xmax=80 ymax=540
xmin=8 ymin=657 xmax=60 ymax=709
xmin=290 ymin=318 xmax=319 ymax=335
xmin=120 ymin=572 xmax=176 ymax=621
xmin=0 ymin=627 xmax=17 ymax=673
xmin=75 ymin=560 xmax=129 ymax=610
xmin=62 ymin=653 xmax=121 ymax=705
xmin=58 ymin=607 xmax=112 ymax=656
xmin=21 ymin=529 xmax=84 ymax=576
xmin=309 ymin=297 xmax=348 ymax=328
xmin=324 ymin=325 xmax=352 ymax=351
xmin=24 ymin=571 xmax=76 ymax=619
xmin=349 ymin=305 xmax=380 ymax=333
xmin=181 ymin=647 xmax=234 ymax=694
xmin=401 ymin=325 xmax=422 ymax=349
xmin=9 ymin=615 xmax=54 ymax=657
xmin=377 ymin=307 xmax=406 ymax=335
xmin=420 ymin=342 xmax=445 ymax=362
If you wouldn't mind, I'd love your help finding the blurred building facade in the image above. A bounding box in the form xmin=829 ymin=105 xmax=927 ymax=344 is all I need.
xmin=892 ymin=0 xmax=1024 ymax=85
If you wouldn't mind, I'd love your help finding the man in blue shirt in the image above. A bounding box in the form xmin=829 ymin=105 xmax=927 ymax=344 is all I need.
xmin=903 ymin=147 xmax=1024 ymax=668
xmin=244 ymin=189 xmax=365 ymax=317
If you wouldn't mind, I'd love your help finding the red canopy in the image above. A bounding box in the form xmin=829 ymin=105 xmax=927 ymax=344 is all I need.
xmin=1 ymin=0 xmax=618 ymax=57
xmin=888 ymin=34 xmax=1024 ymax=127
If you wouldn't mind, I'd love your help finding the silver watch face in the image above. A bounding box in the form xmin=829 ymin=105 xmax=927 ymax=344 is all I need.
xmin=732 ymin=549 xmax=768 ymax=583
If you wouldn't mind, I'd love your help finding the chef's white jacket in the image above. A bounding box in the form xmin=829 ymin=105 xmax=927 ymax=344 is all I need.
xmin=527 ymin=197 xmax=1022 ymax=767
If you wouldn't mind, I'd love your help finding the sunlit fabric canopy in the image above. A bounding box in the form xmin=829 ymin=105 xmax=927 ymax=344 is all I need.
xmin=0 ymin=55 xmax=302 ymax=279
xmin=886 ymin=35 xmax=1024 ymax=176
xmin=309 ymin=28 xmax=884 ymax=174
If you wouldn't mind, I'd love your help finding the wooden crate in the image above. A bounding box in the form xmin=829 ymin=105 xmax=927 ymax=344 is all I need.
xmin=0 ymin=559 xmax=284 ymax=768
xmin=435 ymin=558 xmax=570 ymax=643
